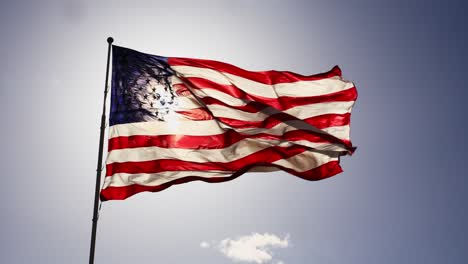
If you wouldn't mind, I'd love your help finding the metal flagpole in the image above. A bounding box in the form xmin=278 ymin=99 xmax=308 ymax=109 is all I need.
xmin=89 ymin=36 xmax=113 ymax=264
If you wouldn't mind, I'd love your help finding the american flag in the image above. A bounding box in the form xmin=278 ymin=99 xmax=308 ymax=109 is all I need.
xmin=100 ymin=46 xmax=357 ymax=201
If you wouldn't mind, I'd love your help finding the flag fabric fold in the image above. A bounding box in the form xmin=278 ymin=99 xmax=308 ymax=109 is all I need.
xmin=100 ymin=45 xmax=357 ymax=201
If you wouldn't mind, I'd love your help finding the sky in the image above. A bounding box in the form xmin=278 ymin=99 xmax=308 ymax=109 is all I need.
xmin=0 ymin=0 xmax=467 ymax=263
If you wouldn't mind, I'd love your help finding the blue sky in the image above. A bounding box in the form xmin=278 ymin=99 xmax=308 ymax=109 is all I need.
xmin=0 ymin=0 xmax=467 ymax=263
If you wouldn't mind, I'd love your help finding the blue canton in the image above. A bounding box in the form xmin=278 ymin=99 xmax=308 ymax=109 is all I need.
xmin=110 ymin=46 xmax=178 ymax=126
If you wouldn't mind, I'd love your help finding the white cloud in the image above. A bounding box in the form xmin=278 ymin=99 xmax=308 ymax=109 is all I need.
xmin=201 ymin=233 xmax=289 ymax=264
xmin=200 ymin=241 xmax=211 ymax=248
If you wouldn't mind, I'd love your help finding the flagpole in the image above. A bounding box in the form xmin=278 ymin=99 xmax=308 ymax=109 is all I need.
xmin=89 ymin=36 xmax=113 ymax=264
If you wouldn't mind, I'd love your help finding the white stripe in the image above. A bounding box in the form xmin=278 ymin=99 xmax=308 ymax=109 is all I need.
xmin=103 ymin=170 xmax=234 ymax=188
xmin=176 ymin=96 xmax=202 ymax=110
xmin=109 ymin=119 xmax=226 ymax=138
xmin=106 ymin=139 xmax=346 ymax=164
xmin=272 ymin=151 xmax=339 ymax=172
xmin=170 ymin=75 xmax=184 ymax=85
xmin=206 ymin=101 xmax=354 ymax=121
xmin=276 ymin=80 xmax=354 ymax=97
xmin=171 ymin=65 xmax=354 ymax=98
xmin=192 ymin=88 xmax=248 ymax=107
xmin=322 ymin=126 xmax=350 ymax=140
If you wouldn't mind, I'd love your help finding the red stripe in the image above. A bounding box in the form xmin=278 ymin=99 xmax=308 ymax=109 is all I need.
xmin=100 ymin=160 xmax=343 ymax=201
xmin=106 ymin=145 xmax=310 ymax=176
xmin=169 ymin=57 xmax=342 ymax=85
xmin=109 ymin=130 xmax=242 ymax=150
xmin=108 ymin=115 xmax=351 ymax=151
xmin=306 ymin=113 xmax=350 ymax=129
xmin=175 ymin=78 xmax=357 ymax=111
xmin=217 ymin=113 xmax=350 ymax=130
xmin=175 ymin=108 xmax=213 ymax=120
